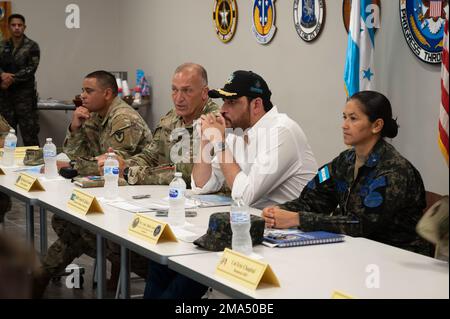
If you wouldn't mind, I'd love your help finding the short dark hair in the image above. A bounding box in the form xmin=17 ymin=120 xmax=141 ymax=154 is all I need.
xmin=85 ymin=70 xmax=118 ymax=96
xmin=350 ymin=90 xmax=399 ymax=139
xmin=8 ymin=14 xmax=26 ymax=24
xmin=246 ymin=97 xmax=273 ymax=112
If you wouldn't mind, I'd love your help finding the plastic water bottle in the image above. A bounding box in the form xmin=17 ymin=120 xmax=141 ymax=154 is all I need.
xmin=2 ymin=129 xmax=17 ymax=166
xmin=103 ymin=153 xmax=119 ymax=200
xmin=230 ymin=196 xmax=252 ymax=255
xmin=43 ymin=138 xmax=58 ymax=178
xmin=168 ymin=172 xmax=186 ymax=227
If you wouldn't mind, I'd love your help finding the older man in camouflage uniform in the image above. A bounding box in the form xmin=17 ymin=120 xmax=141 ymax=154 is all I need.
xmin=96 ymin=63 xmax=220 ymax=298
xmin=0 ymin=114 xmax=12 ymax=226
xmin=0 ymin=14 xmax=40 ymax=146
xmin=35 ymin=71 xmax=152 ymax=296
xmin=98 ymin=63 xmax=220 ymax=187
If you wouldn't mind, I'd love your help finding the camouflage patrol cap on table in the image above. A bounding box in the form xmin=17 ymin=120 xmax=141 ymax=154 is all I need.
xmin=23 ymin=148 xmax=44 ymax=166
xmin=193 ymin=212 xmax=265 ymax=251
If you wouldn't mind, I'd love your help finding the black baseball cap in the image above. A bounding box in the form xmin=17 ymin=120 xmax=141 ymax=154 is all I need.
xmin=208 ymin=70 xmax=272 ymax=101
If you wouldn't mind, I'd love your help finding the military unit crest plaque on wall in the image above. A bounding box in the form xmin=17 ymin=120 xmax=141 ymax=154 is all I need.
xmin=252 ymin=0 xmax=277 ymax=44
xmin=0 ymin=1 xmax=12 ymax=41
xmin=294 ymin=0 xmax=326 ymax=42
xmin=400 ymin=0 xmax=448 ymax=64
xmin=213 ymin=0 xmax=238 ymax=43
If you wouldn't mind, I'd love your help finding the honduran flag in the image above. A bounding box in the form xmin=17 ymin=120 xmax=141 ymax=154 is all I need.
xmin=344 ymin=0 xmax=379 ymax=97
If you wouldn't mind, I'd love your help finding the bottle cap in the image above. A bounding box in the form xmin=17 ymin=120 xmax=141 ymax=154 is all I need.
xmin=9 ymin=128 xmax=15 ymax=133
xmin=46 ymin=137 xmax=52 ymax=142
xmin=175 ymin=172 xmax=182 ymax=177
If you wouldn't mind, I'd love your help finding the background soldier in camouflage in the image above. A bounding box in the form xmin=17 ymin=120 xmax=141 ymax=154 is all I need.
xmin=263 ymin=91 xmax=429 ymax=256
xmin=36 ymin=71 xmax=152 ymax=296
xmin=0 ymin=14 xmax=40 ymax=146
xmin=0 ymin=114 xmax=11 ymax=225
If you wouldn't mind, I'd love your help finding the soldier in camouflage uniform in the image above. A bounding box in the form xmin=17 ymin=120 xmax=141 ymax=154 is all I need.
xmin=0 ymin=114 xmax=11 ymax=225
xmin=98 ymin=63 xmax=220 ymax=187
xmin=97 ymin=63 xmax=220 ymax=299
xmin=0 ymin=14 xmax=40 ymax=146
xmin=35 ymin=71 xmax=152 ymax=296
xmin=263 ymin=91 xmax=429 ymax=256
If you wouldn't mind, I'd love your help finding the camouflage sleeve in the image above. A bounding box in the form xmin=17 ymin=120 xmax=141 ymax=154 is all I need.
xmin=125 ymin=124 xmax=162 ymax=167
xmin=127 ymin=162 xmax=194 ymax=187
xmin=279 ymin=160 xmax=359 ymax=234
xmin=75 ymin=157 xmax=100 ymax=176
xmin=280 ymin=162 xmax=340 ymax=214
xmin=104 ymin=114 xmax=152 ymax=160
xmin=127 ymin=164 xmax=176 ymax=185
xmin=63 ymin=126 xmax=92 ymax=160
xmin=0 ymin=115 xmax=10 ymax=132
xmin=357 ymin=163 xmax=426 ymax=240
xmin=13 ymin=42 xmax=40 ymax=83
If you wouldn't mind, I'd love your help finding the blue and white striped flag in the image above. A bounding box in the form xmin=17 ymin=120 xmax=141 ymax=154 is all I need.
xmin=344 ymin=0 xmax=379 ymax=97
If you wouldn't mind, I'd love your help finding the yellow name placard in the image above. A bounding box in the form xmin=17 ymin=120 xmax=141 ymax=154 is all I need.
xmin=67 ymin=189 xmax=104 ymax=215
xmin=128 ymin=213 xmax=177 ymax=244
xmin=331 ymin=290 xmax=354 ymax=299
xmin=0 ymin=146 xmax=39 ymax=159
xmin=15 ymin=172 xmax=45 ymax=192
xmin=216 ymin=248 xmax=280 ymax=290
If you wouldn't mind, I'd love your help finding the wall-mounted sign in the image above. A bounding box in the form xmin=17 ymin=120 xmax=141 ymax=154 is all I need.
xmin=213 ymin=0 xmax=238 ymax=43
xmin=252 ymin=0 xmax=277 ymax=44
xmin=342 ymin=0 xmax=381 ymax=33
xmin=294 ymin=0 xmax=326 ymax=42
xmin=400 ymin=0 xmax=448 ymax=64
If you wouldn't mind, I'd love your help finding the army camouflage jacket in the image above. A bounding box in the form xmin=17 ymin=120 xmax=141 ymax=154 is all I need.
xmin=0 ymin=35 xmax=40 ymax=90
xmin=280 ymin=139 xmax=428 ymax=255
xmin=126 ymin=99 xmax=219 ymax=187
xmin=0 ymin=114 xmax=10 ymax=132
xmin=63 ymin=96 xmax=152 ymax=175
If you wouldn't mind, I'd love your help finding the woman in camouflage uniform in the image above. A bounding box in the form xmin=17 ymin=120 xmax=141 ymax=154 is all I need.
xmin=263 ymin=91 xmax=429 ymax=255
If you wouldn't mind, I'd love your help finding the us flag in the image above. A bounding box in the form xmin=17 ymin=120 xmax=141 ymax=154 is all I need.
xmin=439 ymin=15 xmax=449 ymax=164
xmin=430 ymin=0 xmax=443 ymax=18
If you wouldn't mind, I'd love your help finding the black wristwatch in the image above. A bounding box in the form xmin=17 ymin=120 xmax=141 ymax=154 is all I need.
xmin=123 ymin=166 xmax=130 ymax=182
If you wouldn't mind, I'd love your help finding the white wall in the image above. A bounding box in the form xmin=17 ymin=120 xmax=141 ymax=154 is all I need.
xmin=117 ymin=0 xmax=448 ymax=193
xmin=12 ymin=0 xmax=121 ymax=146
xmin=9 ymin=0 xmax=448 ymax=194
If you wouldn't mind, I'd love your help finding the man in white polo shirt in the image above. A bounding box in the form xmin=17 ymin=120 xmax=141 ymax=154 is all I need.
xmin=192 ymin=70 xmax=317 ymax=208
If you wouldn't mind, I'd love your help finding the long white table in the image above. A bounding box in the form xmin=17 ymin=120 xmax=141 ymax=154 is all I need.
xmin=168 ymin=237 xmax=449 ymax=299
xmin=34 ymin=182 xmax=220 ymax=298
xmin=4 ymin=167 xmax=448 ymax=299
xmin=1 ymin=167 xmax=222 ymax=299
